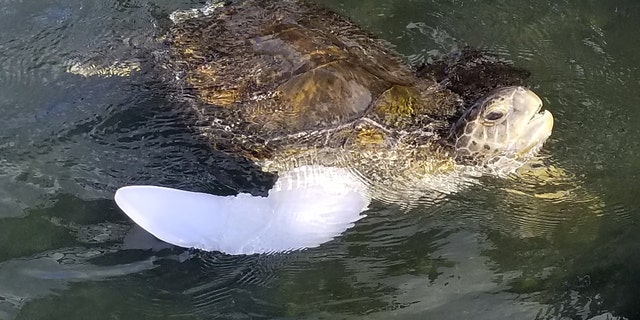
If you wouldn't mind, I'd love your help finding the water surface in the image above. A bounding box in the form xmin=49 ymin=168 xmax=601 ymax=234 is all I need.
xmin=1 ymin=0 xmax=639 ymax=319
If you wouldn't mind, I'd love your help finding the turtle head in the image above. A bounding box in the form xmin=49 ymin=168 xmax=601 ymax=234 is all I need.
xmin=448 ymin=86 xmax=554 ymax=174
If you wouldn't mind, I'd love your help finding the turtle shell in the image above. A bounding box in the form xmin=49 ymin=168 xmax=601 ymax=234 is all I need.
xmin=164 ymin=0 xmax=460 ymax=159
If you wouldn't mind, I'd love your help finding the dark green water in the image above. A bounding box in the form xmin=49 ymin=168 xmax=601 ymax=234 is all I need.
xmin=1 ymin=0 xmax=639 ymax=319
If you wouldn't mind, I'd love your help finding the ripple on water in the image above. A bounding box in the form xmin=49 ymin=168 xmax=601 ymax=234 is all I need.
xmin=132 ymin=205 xmax=445 ymax=318
xmin=181 ymin=253 xmax=294 ymax=317
xmin=452 ymin=155 xmax=606 ymax=239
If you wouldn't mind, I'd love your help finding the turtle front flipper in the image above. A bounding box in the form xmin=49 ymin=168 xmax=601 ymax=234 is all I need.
xmin=66 ymin=59 xmax=142 ymax=78
xmin=64 ymin=30 xmax=155 ymax=78
xmin=495 ymin=158 xmax=605 ymax=239
xmin=114 ymin=165 xmax=370 ymax=255
xmin=63 ymin=2 xmax=163 ymax=78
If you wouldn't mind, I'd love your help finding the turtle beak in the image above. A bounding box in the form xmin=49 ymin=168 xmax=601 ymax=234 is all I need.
xmin=523 ymin=88 xmax=553 ymax=142
xmin=516 ymin=96 xmax=554 ymax=157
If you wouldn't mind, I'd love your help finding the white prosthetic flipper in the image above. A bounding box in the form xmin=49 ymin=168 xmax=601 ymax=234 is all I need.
xmin=114 ymin=166 xmax=370 ymax=255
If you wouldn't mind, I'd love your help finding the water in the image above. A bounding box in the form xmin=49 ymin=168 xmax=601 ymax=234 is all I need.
xmin=1 ymin=0 xmax=639 ymax=319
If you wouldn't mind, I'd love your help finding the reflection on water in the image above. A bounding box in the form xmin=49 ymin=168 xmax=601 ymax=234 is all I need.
xmin=0 ymin=0 xmax=639 ymax=319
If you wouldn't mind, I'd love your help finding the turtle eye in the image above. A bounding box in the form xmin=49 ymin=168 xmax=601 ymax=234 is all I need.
xmin=481 ymin=97 xmax=509 ymax=125
xmin=484 ymin=110 xmax=504 ymax=122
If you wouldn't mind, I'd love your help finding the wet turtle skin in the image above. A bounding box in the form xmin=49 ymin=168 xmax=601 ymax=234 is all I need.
xmin=161 ymin=0 xmax=531 ymax=204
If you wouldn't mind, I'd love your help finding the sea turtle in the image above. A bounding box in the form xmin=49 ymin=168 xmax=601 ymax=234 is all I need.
xmin=161 ymin=0 xmax=552 ymax=203
xmin=76 ymin=0 xmax=554 ymax=253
